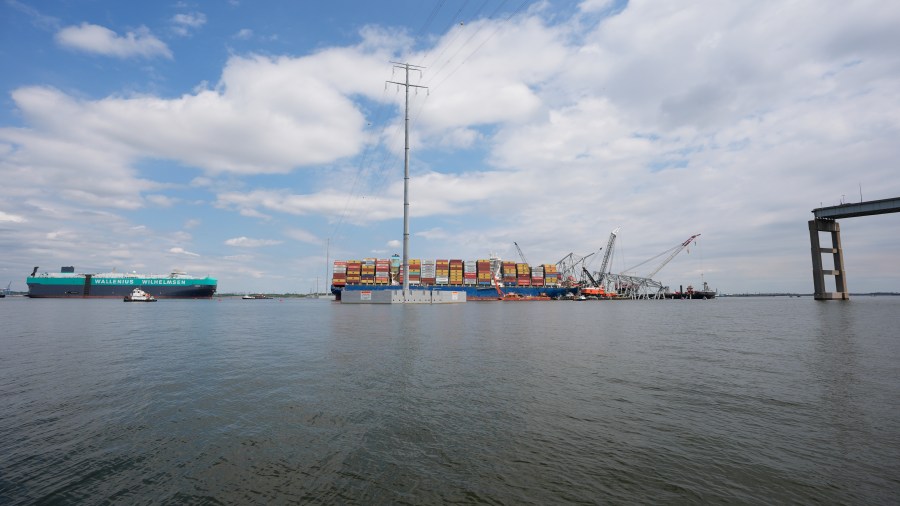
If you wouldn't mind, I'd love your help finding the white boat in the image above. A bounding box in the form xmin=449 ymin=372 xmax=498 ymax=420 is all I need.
xmin=124 ymin=287 xmax=157 ymax=302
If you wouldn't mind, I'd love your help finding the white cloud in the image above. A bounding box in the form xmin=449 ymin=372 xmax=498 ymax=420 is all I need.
xmin=7 ymin=0 xmax=60 ymax=31
xmin=3 ymin=2 xmax=900 ymax=293
xmin=415 ymin=228 xmax=450 ymax=241
xmin=171 ymin=12 xmax=207 ymax=37
xmin=225 ymin=236 xmax=283 ymax=247
xmin=146 ymin=194 xmax=177 ymax=207
xmin=214 ymin=168 xmax=513 ymax=224
xmin=169 ymin=247 xmax=200 ymax=256
xmin=239 ymin=208 xmax=271 ymax=219
xmin=0 ymin=211 xmax=26 ymax=223
xmin=2 ymin=48 xmax=391 ymax=181
xmin=413 ymin=16 xmax=567 ymax=135
xmin=284 ymin=228 xmax=321 ymax=244
xmin=579 ymin=0 xmax=617 ymax=13
xmin=234 ymin=28 xmax=253 ymax=40
xmin=56 ymin=23 xmax=172 ymax=59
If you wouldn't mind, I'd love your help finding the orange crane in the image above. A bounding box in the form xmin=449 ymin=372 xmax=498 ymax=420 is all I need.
xmin=581 ymin=267 xmax=615 ymax=298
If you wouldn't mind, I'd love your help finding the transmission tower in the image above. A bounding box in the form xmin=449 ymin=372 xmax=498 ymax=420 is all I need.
xmin=386 ymin=62 xmax=427 ymax=294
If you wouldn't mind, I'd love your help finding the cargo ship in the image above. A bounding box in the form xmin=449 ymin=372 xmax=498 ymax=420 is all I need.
xmin=26 ymin=266 xmax=217 ymax=299
xmin=331 ymin=255 xmax=576 ymax=301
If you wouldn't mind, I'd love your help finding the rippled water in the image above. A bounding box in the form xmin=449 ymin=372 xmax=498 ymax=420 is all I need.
xmin=1 ymin=296 xmax=899 ymax=504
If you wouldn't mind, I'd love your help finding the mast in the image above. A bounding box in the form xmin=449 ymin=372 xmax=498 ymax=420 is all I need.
xmin=387 ymin=62 xmax=427 ymax=297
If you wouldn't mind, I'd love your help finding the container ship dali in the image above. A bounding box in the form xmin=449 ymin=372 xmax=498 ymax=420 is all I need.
xmin=331 ymin=255 xmax=576 ymax=301
xmin=26 ymin=266 xmax=217 ymax=299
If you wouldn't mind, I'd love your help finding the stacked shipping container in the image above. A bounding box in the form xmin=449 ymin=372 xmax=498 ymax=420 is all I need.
xmin=334 ymin=257 xmax=563 ymax=288
xmin=332 ymin=261 xmax=347 ymax=287
xmin=361 ymin=258 xmax=376 ymax=285
xmin=476 ymin=259 xmax=492 ymax=285
xmin=531 ymin=265 xmax=544 ymax=287
xmin=375 ymin=258 xmax=390 ymax=285
xmin=502 ymin=262 xmax=517 ymax=286
xmin=435 ymin=259 xmax=449 ymax=285
xmin=421 ymin=259 xmax=436 ymax=285
xmin=463 ymin=260 xmax=477 ymax=285
xmin=516 ymin=263 xmax=531 ymax=286
xmin=400 ymin=259 xmax=422 ymax=284
xmin=543 ymin=264 xmax=559 ymax=286
xmin=346 ymin=260 xmax=361 ymax=285
xmin=449 ymin=259 xmax=463 ymax=285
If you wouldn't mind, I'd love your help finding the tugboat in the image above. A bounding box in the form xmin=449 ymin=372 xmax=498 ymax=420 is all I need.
xmin=124 ymin=287 xmax=157 ymax=302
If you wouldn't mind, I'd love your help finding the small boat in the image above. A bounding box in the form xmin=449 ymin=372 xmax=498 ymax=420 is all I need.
xmin=124 ymin=288 xmax=156 ymax=302
xmin=242 ymin=294 xmax=273 ymax=299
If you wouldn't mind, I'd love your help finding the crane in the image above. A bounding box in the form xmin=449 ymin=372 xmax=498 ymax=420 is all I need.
xmin=647 ymin=234 xmax=699 ymax=279
xmin=625 ymin=234 xmax=701 ymax=279
xmin=514 ymin=242 xmax=529 ymax=264
xmin=596 ymin=227 xmax=619 ymax=281
xmin=582 ymin=267 xmax=599 ymax=286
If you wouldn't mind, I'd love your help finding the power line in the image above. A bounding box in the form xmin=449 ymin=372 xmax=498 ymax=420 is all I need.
xmin=425 ymin=0 xmax=507 ymax=85
xmin=327 ymin=83 xmax=394 ymax=242
xmin=414 ymin=0 xmax=447 ymax=40
xmin=431 ymin=0 xmax=531 ymax=91
xmin=419 ymin=0 xmax=474 ymax=67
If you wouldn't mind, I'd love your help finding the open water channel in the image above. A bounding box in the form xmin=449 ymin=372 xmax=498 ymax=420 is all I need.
xmin=1 ymin=296 xmax=898 ymax=504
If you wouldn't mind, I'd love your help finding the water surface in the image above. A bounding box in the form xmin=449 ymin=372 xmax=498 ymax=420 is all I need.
xmin=1 ymin=296 xmax=898 ymax=503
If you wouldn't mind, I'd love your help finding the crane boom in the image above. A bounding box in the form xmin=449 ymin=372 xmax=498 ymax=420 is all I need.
xmin=645 ymin=233 xmax=700 ymax=279
xmin=514 ymin=242 xmax=529 ymax=264
xmin=597 ymin=227 xmax=619 ymax=277
xmin=582 ymin=267 xmax=599 ymax=286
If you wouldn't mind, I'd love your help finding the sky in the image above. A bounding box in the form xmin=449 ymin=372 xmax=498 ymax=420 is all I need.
xmin=1 ymin=0 xmax=899 ymax=295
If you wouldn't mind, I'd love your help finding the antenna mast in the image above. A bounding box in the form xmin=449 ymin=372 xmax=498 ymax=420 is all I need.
xmin=387 ymin=62 xmax=427 ymax=296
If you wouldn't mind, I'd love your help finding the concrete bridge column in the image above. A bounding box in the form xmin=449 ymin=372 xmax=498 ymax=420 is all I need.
xmin=808 ymin=219 xmax=849 ymax=300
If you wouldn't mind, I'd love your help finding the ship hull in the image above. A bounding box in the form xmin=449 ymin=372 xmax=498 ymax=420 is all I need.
xmin=332 ymin=284 xmax=575 ymax=301
xmin=666 ymin=291 xmax=717 ymax=300
xmin=27 ymin=276 xmax=217 ymax=299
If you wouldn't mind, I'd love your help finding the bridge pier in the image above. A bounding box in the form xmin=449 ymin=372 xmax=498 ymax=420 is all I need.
xmin=809 ymin=197 xmax=900 ymax=300
xmin=808 ymin=219 xmax=848 ymax=300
